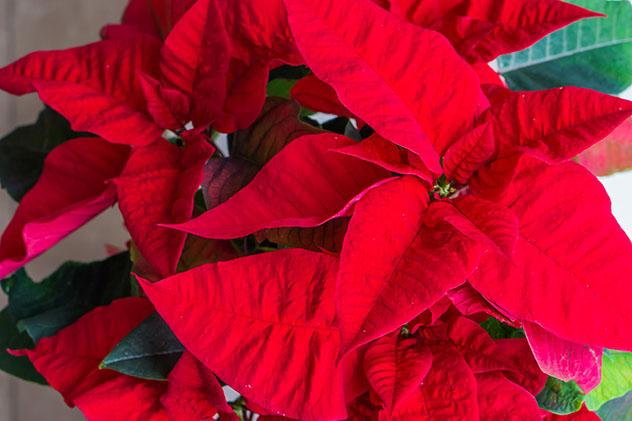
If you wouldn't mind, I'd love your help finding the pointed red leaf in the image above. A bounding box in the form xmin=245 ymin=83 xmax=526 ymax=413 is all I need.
xmin=476 ymin=373 xmax=541 ymax=421
xmin=291 ymin=74 xmax=352 ymax=117
xmin=390 ymin=0 xmax=599 ymax=61
xmin=160 ymin=0 xmax=230 ymax=126
xmin=447 ymin=283 xmax=513 ymax=323
xmin=525 ymin=322 xmax=602 ymax=393
xmin=337 ymin=176 xmax=481 ymax=352
xmin=168 ymin=134 xmax=389 ymax=239
xmin=335 ymin=135 xmax=433 ymax=183
xmin=470 ymin=156 xmax=632 ymax=351
xmin=140 ymin=249 xmax=348 ymax=421
xmin=11 ymin=298 xmax=167 ymax=419
xmin=284 ymin=0 xmax=483 ymax=172
xmin=443 ymin=123 xmax=495 ymax=184
xmin=0 ymin=138 xmax=129 ymax=278
xmin=576 ymin=117 xmax=632 ymax=176
xmin=388 ymin=345 xmax=479 ymax=420
xmin=115 ymin=137 xmax=213 ymax=278
xmin=163 ymin=352 xmax=238 ymax=420
xmin=0 ymin=38 xmax=163 ymax=146
xmin=428 ymin=194 xmax=519 ymax=257
xmin=488 ymin=86 xmax=632 ymax=162
xmin=139 ymin=74 xmax=182 ymax=129
xmin=363 ymin=333 xmax=432 ymax=412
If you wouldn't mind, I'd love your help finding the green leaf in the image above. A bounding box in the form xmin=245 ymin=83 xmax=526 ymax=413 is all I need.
xmin=1 ymin=252 xmax=133 ymax=342
xmin=537 ymin=377 xmax=585 ymax=415
xmin=0 ymin=107 xmax=79 ymax=201
xmin=585 ymin=350 xmax=632 ymax=411
xmin=101 ymin=312 xmax=184 ymax=381
xmin=480 ymin=317 xmax=525 ymax=339
xmin=266 ymin=79 xmax=296 ymax=98
xmin=498 ymin=0 xmax=632 ymax=94
xmin=0 ymin=308 xmax=46 ymax=384
xmin=597 ymin=390 xmax=632 ymax=421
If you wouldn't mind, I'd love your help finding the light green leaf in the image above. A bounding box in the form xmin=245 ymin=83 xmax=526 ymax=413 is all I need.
xmin=585 ymin=350 xmax=632 ymax=411
xmin=537 ymin=377 xmax=585 ymax=415
xmin=498 ymin=0 xmax=632 ymax=94
xmin=101 ymin=312 xmax=184 ymax=381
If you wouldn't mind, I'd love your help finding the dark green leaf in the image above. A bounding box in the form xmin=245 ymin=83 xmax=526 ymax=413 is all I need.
xmin=537 ymin=377 xmax=585 ymax=415
xmin=480 ymin=317 xmax=525 ymax=339
xmin=586 ymin=349 xmax=632 ymax=411
xmin=597 ymin=390 xmax=632 ymax=421
xmin=0 ymin=108 xmax=79 ymax=201
xmin=266 ymin=79 xmax=296 ymax=98
xmin=498 ymin=0 xmax=632 ymax=94
xmin=101 ymin=312 xmax=184 ymax=381
xmin=268 ymin=65 xmax=310 ymax=81
xmin=2 ymin=252 xmax=132 ymax=342
xmin=0 ymin=308 xmax=46 ymax=384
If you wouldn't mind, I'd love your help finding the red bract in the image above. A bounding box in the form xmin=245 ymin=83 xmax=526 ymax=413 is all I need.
xmin=1 ymin=0 xmax=632 ymax=419
xmin=12 ymin=298 xmax=236 ymax=420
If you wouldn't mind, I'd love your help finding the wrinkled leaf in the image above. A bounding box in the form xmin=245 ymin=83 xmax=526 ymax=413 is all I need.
xmin=537 ymin=377 xmax=585 ymax=415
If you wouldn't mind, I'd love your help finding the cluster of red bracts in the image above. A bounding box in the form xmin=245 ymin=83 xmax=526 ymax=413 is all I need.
xmin=0 ymin=0 xmax=631 ymax=420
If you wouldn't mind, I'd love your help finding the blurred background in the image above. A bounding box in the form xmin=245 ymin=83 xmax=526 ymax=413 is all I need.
xmin=0 ymin=0 xmax=630 ymax=420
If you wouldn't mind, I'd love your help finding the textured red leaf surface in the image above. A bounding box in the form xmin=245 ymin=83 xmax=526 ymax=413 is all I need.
xmin=443 ymin=123 xmax=495 ymax=184
xmin=169 ymin=133 xmax=389 ymax=239
xmin=335 ymin=135 xmax=433 ymax=183
xmin=525 ymin=322 xmax=602 ymax=393
xmin=115 ymin=137 xmax=213 ymax=278
xmin=140 ymin=249 xmax=349 ymax=420
xmin=488 ymin=86 xmax=632 ymax=162
xmin=428 ymin=195 xmax=519 ymax=258
xmin=388 ymin=345 xmax=479 ymax=420
xmin=0 ymin=38 xmax=163 ymax=146
xmin=471 ymin=156 xmax=632 ymax=351
xmin=476 ymin=373 xmax=541 ymax=421
xmin=284 ymin=0 xmax=483 ymax=172
xmin=291 ymin=74 xmax=352 ymax=117
xmin=0 ymin=138 xmax=129 ymax=278
xmin=363 ymin=333 xmax=432 ymax=412
xmin=160 ymin=0 xmax=229 ymax=126
xmin=576 ymin=117 xmax=632 ymax=176
xmin=162 ymin=352 xmax=238 ymax=420
xmin=389 ymin=0 xmax=599 ymax=62
xmin=337 ymin=176 xmax=481 ymax=352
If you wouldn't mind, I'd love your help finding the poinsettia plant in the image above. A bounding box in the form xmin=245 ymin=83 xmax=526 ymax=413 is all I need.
xmin=1 ymin=0 xmax=632 ymax=419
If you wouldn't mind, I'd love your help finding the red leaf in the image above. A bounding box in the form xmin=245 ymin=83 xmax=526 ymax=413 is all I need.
xmin=115 ymin=137 xmax=213 ymax=277
xmin=337 ymin=176 xmax=481 ymax=352
xmin=443 ymin=123 xmax=495 ymax=184
xmin=363 ymin=333 xmax=432 ymax=412
xmin=389 ymin=0 xmax=599 ymax=62
xmin=163 ymin=352 xmax=238 ymax=420
xmin=11 ymin=298 xmax=166 ymax=419
xmin=488 ymin=86 xmax=632 ymax=163
xmin=576 ymin=117 xmax=632 ymax=176
xmin=168 ymin=134 xmax=389 ymax=239
xmin=284 ymin=0 xmax=483 ymax=172
xmin=0 ymin=138 xmax=129 ymax=278
xmin=470 ymin=156 xmax=632 ymax=351
xmin=428 ymin=194 xmax=519 ymax=257
xmin=160 ymin=0 xmax=230 ymax=126
xmin=447 ymin=283 xmax=513 ymax=323
xmin=476 ymin=373 xmax=541 ymax=421
xmin=524 ymin=322 xmax=602 ymax=393
xmin=140 ymin=249 xmax=349 ymax=420
xmin=291 ymin=74 xmax=352 ymax=117
xmin=335 ymin=135 xmax=433 ymax=183
xmin=0 ymin=38 xmax=164 ymax=146
xmin=202 ymin=158 xmax=259 ymax=209
xmin=388 ymin=345 xmax=479 ymax=420
xmin=36 ymin=81 xmax=164 ymax=146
